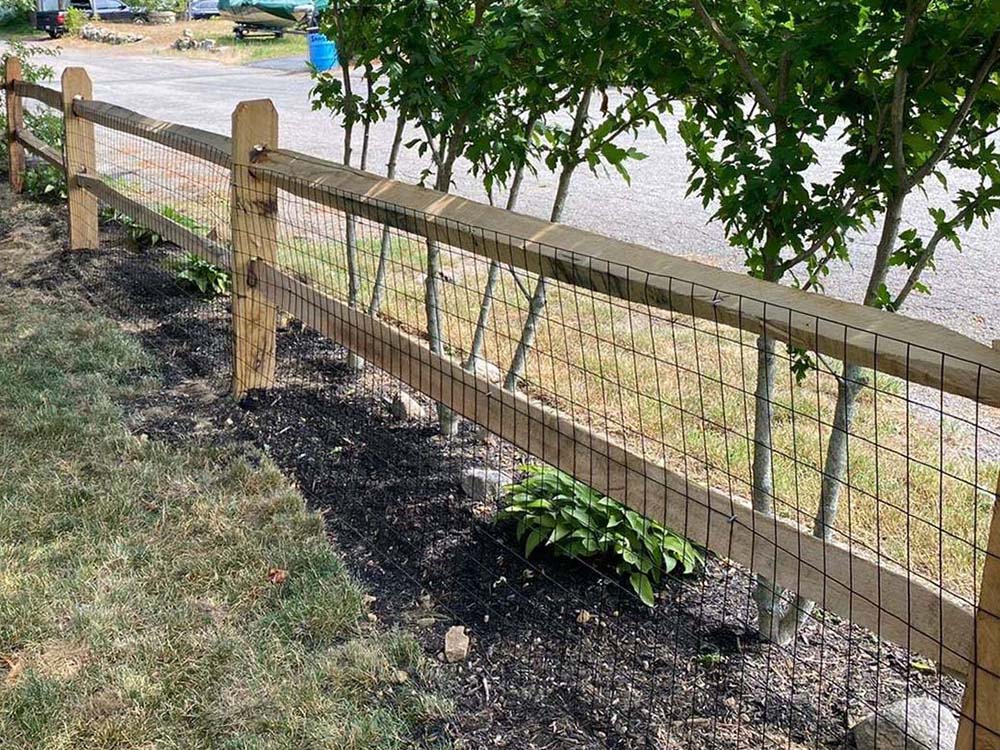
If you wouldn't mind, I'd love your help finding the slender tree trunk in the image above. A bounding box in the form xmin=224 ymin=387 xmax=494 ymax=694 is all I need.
xmin=748 ymin=333 xmax=789 ymax=641
xmin=776 ymin=361 xmax=866 ymax=641
xmin=368 ymin=116 xmax=407 ymax=317
xmin=428 ymin=145 xmax=461 ymax=434
xmin=338 ymin=62 xmax=366 ymax=372
xmin=502 ymin=90 xmax=592 ymax=392
xmin=360 ymin=64 xmax=375 ymax=171
xmin=464 ymin=117 xmax=535 ymax=372
xmin=772 ymin=192 xmax=906 ymax=643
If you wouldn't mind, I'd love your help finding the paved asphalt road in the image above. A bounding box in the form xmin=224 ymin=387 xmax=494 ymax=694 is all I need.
xmin=12 ymin=43 xmax=1000 ymax=342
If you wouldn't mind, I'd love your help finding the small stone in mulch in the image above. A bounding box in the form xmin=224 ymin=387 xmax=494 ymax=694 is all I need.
xmin=576 ymin=609 xmax=592 ymax=624
xmin=852 ymin=697 xmax=958 ymax=750
xmin=460 ymin=466 xmax=511 ymax=504
xmin=444 ymin=625 xmax=470 ymax=663
xmin=389 ymin=391 xmax=426 ymax=421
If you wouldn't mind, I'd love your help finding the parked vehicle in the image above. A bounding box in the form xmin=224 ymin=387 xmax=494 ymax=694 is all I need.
xmin=69 ymin=0 xmax=134 ymax=23
xmin=33 ymin=0 xmax=67 ymax=38
xmin=188 ymin=0 xmax=220 ymax=19
xmin=220 ymin=0 xmax=326 ymax=37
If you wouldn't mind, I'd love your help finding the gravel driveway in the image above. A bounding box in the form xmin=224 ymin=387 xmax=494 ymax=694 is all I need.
xmin=12 ymin=41 xmax=1000 ymax=341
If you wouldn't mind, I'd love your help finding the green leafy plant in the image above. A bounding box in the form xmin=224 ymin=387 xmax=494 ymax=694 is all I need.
xmin=65 ymin=7 xmax=88 ymax=34
xmin=23 ymin=164 xmax=67 ymax=202
xmin=161 ymin=205 xmax=206 ymax=234
xmin=103 ymin=205 xmax=206 ymax=250
xmin=174 ymin=252 xmax=231 ymax=296
xmin=105 ymin=210 xmax=162 ymax=248
xmin=499 ymin=465 xmax=702 ymax=607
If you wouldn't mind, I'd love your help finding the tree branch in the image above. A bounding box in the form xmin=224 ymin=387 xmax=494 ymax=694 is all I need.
xmin=907 ymin=32 xmax=1000 ymax=189
xmin=894 ymin=197 xmax=990 ymax=308
xmin=688 ymin=0 xmax=776 ymax=114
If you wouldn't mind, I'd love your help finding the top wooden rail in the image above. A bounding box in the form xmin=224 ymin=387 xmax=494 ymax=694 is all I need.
xmin=73 ymin=99 xmax=233 ymax=169
xmin=251 ymin=148 xmax=1000 ymax=410
xmin=9 ymin=80 xmax=62 ymax=110
xmin=37 ymin=90 xmax=1000 ymax=410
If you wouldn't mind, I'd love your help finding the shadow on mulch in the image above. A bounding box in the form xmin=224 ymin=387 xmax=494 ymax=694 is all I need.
xmin=14 ymin=239 xmax=966 ymax=750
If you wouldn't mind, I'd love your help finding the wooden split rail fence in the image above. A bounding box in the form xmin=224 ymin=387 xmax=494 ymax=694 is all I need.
xmin=4 ymin=62 xmax=1000 ymax=749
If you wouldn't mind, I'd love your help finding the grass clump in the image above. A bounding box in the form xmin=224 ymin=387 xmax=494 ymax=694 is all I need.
xmin=0 ymin=289 xmax=450 ymax=749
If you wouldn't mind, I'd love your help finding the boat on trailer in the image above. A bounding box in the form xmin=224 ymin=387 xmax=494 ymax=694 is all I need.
xmin=219 ymin=0 xmax=328 ymax=37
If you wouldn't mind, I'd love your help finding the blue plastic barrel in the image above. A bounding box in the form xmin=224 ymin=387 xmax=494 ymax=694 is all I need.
xmin=308 ymin=33 xmax=338 ymax=72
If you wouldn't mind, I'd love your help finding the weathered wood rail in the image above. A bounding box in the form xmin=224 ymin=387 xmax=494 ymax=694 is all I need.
xmin=4 ymin=61 xmax=999 ymax=749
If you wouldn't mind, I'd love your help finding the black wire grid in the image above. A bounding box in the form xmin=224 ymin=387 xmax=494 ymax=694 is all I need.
xmin=44 ymin=110 xmax=1000 ymax=750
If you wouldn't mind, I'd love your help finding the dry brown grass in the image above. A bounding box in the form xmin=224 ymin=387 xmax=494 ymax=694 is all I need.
xmin=55 ymin=18 xmax=306 ymax=64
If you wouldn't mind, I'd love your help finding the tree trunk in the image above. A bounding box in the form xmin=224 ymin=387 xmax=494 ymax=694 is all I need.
xmin=776 ymin=361 xmax=867 ymax=642
xmin=338 ymin=62 xmax=366 ymax=372
xmin=464 ymin=119 xmax=533 ymax=372
xmin=367 ymin=116 xmax=407 ymax=317
xmin=748 ymin=333 xmax=789 ymax=642
xmin=502 ymin=90 xmax=591 ymax=392
xmin=770 ymin=192 xmax=905 ymax=644
xmin=428 ymin=147 xmax=460 ymax=434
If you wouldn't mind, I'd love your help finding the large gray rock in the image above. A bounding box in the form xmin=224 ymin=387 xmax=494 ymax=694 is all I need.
xmin=460 ymin=467 xmax=512 ymax=504
xmin=852 ymin=698 xmax=958 ymax=750
xmin=389 ymin=391 xmax=426 ymax=421
xmin=469 ymin=357 xmax=502 ymax=383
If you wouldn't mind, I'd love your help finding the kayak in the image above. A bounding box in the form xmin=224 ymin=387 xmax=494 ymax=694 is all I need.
xmin=219 ymin=0 xmax=329 ymax=28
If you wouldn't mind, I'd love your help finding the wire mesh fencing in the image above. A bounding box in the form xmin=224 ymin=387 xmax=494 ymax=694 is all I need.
xmin=5 ymin=67 xmax=999 ymax=750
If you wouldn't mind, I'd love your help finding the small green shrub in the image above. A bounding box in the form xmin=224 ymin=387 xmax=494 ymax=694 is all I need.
xmin=1 ymin=43 xmax=58 ymax=175
xmin=65 ymin=7 xmax=88 ymax=34
xmin=23 ymin=164 xmax=67 ymax=202
xmin=499 ymin=465 xmax=702 ymax=606
xmin=174 ymin=252 xmax=231 ymax=296
xmin=103 ymin=205 xmax=206 ymax=249
xmin=104 ymin=210 xmax=162 ymax=247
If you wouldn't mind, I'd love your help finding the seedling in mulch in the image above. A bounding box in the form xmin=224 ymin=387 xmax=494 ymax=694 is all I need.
xmin=173 ymin=252 xmax=231 ymax=297
xmin=695 ymin=650 xmax=726 ymax=669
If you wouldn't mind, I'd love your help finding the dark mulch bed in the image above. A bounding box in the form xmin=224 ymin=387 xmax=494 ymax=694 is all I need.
xmin=15 ymin=238 xmax=965 ymax=750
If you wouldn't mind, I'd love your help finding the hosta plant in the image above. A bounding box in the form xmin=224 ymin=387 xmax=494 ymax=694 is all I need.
xmin=499 ymin=465 xmax=702 ymax=606
xmin=174 ymin=253 xmax=230 ymax=297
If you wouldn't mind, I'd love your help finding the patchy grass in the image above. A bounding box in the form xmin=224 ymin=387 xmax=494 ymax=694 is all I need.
xmin=0 ymin=289 xmax=450 ymax=749
xmin=54 ymin=17 xmax=309 ymax=65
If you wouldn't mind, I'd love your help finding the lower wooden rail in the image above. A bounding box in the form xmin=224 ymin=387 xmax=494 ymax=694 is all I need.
xmin=252 ymin=258 xmax=976 ymax=680
xmin=15 ymin=129 xmax=64 ymax=172
xmin=77 ymin=175 xmax=230 ymax=270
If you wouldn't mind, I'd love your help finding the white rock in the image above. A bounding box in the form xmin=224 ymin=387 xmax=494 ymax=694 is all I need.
xmin=460 ymin=467 xmax=511 ymax=504
xmin=853 ymin=698 xmax=958 ymax=750
xmin=469 ymin=357 xmax=502 ymax=383
xmin=444 ymin=625 xmax=470 ymax=663
xmin=389 ymin=391 xmax=426 ymax=421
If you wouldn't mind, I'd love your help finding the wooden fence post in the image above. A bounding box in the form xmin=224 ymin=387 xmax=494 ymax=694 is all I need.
xmin=4 ymin=57 xmax=25 ymax=194
xmin=956 ymin=486 xmax=1000 ymax=750
xmin=61 ymin=67 xmax=98 ymax=250
xmin=231 ymin=99 xmax=279 ymax=399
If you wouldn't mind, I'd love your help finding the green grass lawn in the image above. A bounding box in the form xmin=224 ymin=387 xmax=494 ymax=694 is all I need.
xmin=0 ymin=289 xmax=450 ymax=749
